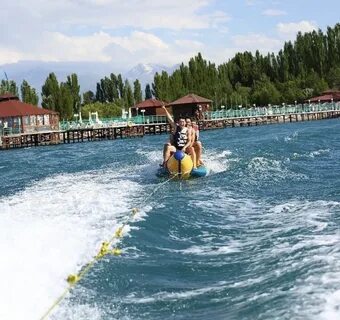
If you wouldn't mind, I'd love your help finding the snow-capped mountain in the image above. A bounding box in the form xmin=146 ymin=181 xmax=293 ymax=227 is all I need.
xmin=0 ymin=61 xmax=111 ymax=95
xmin=125 ymin=63 xmax=178 ymax=86
xmin=0 ymin=61 xmax=179 ymax=96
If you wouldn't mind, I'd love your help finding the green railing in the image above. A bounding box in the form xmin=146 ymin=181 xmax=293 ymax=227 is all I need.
xmin=2 ymin=103 xmax=338 ymax=136
xmin=59 ymin=115 xmax=167 ymax=130
xmin=59 ymin=102 xmax=339 ymax=129
xmin=205 ymin=102 xmax=340 ymax=120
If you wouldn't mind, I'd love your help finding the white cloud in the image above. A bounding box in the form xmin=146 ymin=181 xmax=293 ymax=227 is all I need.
xmin=277 ymin=20 xmax=318 ymax=39
xmin=39 ymin=31 xmax=115 ymax=62
xmin=262 ymin=9 xmax=286 ymax=16
xmin=111 ymin=32 xmax=169 ymax=53
xmin=0 ymin=30 xmax=282 ymax=68
xmin=0 ymin=1 xmax=324 ymax=70
xmin=0 ymin=30 xmax=170 ymax=65
xmin=174 ymin=40 xmax=204 ymax=50
xmin=0 ymin=49 xmax=23 ymax=64
xmin=196 ymin=33 xmax=283 ymax=66
xmin=0 ymin=0 xmax=231 ymax=65
xmin=204 ymin=47 xmax=240 ymax=65
xmin=232 ymin=34 xmax=282 ymax=53
xmin=209 ymin=10 xmax=231 ymax=28
xmin=245 ymin=0 xmax=263 ymax=6
xmin=1 ymin=0 xmax=225 ymax=32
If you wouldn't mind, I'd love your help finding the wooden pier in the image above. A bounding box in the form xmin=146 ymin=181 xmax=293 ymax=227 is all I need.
xmin=200 ymin=110 xmax=340 ymax=129
xmin=60 ymin=123 xmax=170 ymax=144
xmin=0 ymin=124 xmax=167 ymax=150
xmin=61 ymin=125 xmax=145 ymax=144
xmin=1 ymin=109 xmax=340 ymax=150
xmin=0 ymin=131 xmax=60 ymax=150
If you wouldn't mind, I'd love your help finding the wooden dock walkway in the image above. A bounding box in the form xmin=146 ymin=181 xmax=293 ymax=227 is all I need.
xmin=1 ymin=109 xmax=340 ymax=150
xmin=0 ymin=131 xmax=60 ymax=150
xmin=200 ymin=110 xmax=340 ymax=129
xmin=0 ymin=124 xmax=169 ymax=150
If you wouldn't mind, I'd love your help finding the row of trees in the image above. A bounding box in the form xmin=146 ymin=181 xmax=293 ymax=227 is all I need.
xmin=0 ymin=80 xmax=39 ymax=105
xmin=1 ymin=23 xmax=340 ymax=119
xmin=151 ymin=23 xmax=340 ymax=107
xmin=40 ymin=73 xmax=81 ymax=119
xmin=0 ymin=72 xmax=140 ymax=119
xmin=81 ymin=73 xmax=148 ymax=118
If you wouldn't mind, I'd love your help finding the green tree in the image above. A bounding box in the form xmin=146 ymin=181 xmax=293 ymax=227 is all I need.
xmin=83 ymin=90 xmax=95 ymax=105
xmin=41 ymin=73 xmax=60 ymax=111
xmin=124 ymin=80 xmax=134 ymax=107
xmin=20 ymin=80 xmax=39 ymax=105
xmin=95 ymin=82 xmax=104 ymax=102
xmin=110 ymin=73 xmax=120 ymax=100
xmin=58 ymin=83 xmax=73 ymax=119
xmin=133 ymin=79 xmax=142 ymax=104
xmin=0 ymin=80 xmax=19 ymax=96
xmin=169 ymin=70 xmax=185 ymax=100
xmin=252 ymin=75 xmax=281 ymax=105
xmin=277 ymin=80 xmax=304 ymax=103
xmin=66 ymin=73 xmax=81 ymax=113
xmin=145 ymin=83 xmax=152 ymax=99
xmin=327 ymin=67 xmax=340 ymax=89
xmin=81 ymin=102 xmax=123 ymax=118
xmin=90 ymin=23 xmax=340 ymax=109
xmin=117 ymin=74 xmax=125 ymax=99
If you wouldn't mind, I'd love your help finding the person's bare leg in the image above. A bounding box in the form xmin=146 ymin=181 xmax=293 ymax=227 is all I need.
xmin=162 ymin=143 xmax=169 ymax=166
xmin=188 ymin=147 xmax=197 ymax=169
xmin=163 ymin=144 xmax=175 ymax=166
xmin=194 ymin=141 xmax=203 ymax=166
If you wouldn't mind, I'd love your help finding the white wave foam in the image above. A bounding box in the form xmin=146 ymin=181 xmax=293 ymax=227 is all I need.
xmin=247 ymin=156 xmax=307 ymax=182
xmin=136 ymin=148 xmax=161 ymax=164
xmin=0 ymin=170 xmax=144 ymax=320
xmin=50 ymin=303 xmax=103 ymax=320
xmin=292 ymin=148 xmax=330 ymax=160
xmin=284 ymin=131 xmax=299 ymax=142
xmin=318 ymin=290 xmax=340 ymax=320
xmin=203 ymin=149 xmax=233 ymax=174
xmin=192 ymin=195 xmax=340 ymax=319
xmin=267 ymin=199 xmax=340 ymax=319
xmin=175 ymin=244 xmax=240 ymax=256
xmin=125 ymin=281 xmax=228 ymax=304
xmin=309 ymin=149 xmax=330 ymax=157
xmin=191 ymin=189 xmax=260 ymax=217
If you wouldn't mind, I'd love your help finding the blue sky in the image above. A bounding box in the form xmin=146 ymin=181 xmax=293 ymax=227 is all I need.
xmin=0 ymin=0 xmax=339 ymax=69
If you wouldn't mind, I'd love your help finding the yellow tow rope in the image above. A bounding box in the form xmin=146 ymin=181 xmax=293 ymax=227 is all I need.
xmin=40 ymin=174 xmax=180 ymax=320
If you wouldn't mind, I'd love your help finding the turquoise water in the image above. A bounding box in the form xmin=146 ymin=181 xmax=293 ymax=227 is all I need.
xmin=1 ymin=119 xmax=340 ymax=320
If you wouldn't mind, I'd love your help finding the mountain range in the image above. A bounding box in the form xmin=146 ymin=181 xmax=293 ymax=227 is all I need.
xmin=0 ymin=61 xmax=178 ymax=96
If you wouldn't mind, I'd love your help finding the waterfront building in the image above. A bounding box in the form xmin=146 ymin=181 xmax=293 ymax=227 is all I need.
xmin=167 ymin=93 xmax=212 ymax=120
xmin=130 ymin=98 xmax=168 ymax=116
xmin=0 ymin=94 xmax=59 ymax=135
xmin=308 ymin=90 xmax=340 ymax=103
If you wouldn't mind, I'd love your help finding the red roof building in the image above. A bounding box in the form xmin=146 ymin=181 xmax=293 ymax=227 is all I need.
xmin=167 ymin=93 xmax=212 ymax=120
xmin=308 ymin=90 xmax=340 ymax=103
xmin=0 ymin=94 xmax=59 ymax=134
xmin=131 ymin=98 xmax=168 ymax=116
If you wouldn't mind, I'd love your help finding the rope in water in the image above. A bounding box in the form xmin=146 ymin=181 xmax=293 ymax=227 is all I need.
xmin=39 ymin=173 xmax=180 ymax=320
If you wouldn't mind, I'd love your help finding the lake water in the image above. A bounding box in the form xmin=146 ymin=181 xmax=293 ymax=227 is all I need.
xmin=1 ymin=119 xmax=340 ymax=320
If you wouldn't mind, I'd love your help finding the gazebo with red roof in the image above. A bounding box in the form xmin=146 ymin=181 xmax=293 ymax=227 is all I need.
xmin=308 ymin=90 xmax=340 ymax=103
xmin=0 ymin=94 xmax=59 ymax=134
xmin=131 ymin=98 xmax=168 ymax=116
xmin=167 ymin=93 xmax=212 ymax=120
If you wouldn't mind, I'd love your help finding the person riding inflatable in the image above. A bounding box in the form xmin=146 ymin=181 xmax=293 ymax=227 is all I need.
xmin=161 ymin=106 xmax=196 ymax=177
xmin=185 ymin=118 xmax=204 ymax=167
